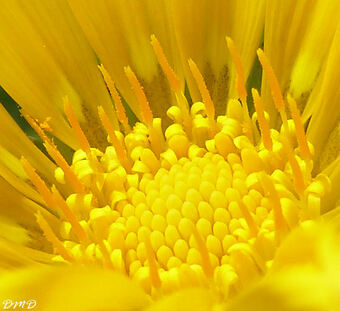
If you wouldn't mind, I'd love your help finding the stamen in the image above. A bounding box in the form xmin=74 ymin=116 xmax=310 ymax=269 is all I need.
xmin=21 ymin=157 xmax=57 ymax=210
xmin=290 ymin=160 xmax=306 ymax=194
xmin=63 ymin=97 xmax=91 ymax=153
xmin=44 ymin=142 xmax=85 ymax=194
xmin=252 ymin=89 xmax=273 ymax=150
xmin=260 ymin=173 xmax=288 ymax=243
xmin=192 ymin=226 xmax=213 ymax=278
xmin=150 ymin=34 xmax=192 ymax=136
xmin=144 ymin=235 xmax=161 ymax=289
xmin=98 ymin=64 xmax=130 ymax=132
xmin=226 ymin=37 xmax=253 ymax=142
xmin=98 ymin=241 xmax=114 ymax=270
xmin=51 ymin=186 xmax=88 ymax=243
xmin=226 ymin=37 xmax=247 ymax=105
xmin=238 ymin=200 xmax=258 ymax=236
xmin=98 ymin=106 xmax=131 ymax=171
xmin=287 ymin=94 xmax=311 ymax=160
xmin=150 ymin=34 xmax=181 ymax=92
xmin=188 ymin=58 xmax=215 ymax=121
xmin=35 ymin=211 xmax=73 ymax=262
xmin=257 ymin=49 xmax=288 ymax=127
xmin=282 ymin=138 xmax=306 ymax=194
xmin=124 ymin=66 xmax=153 ymax=126
xmin=173 ymin=92 xmax=193 ymax=139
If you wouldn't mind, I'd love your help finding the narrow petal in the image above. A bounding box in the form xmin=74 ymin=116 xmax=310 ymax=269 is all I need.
xmin=0 ymin=149 xmax=42 ymax=205
xmin=227 ymin=1 xmax=266 ymax=100
xmin=0 ymin=105 xmax=56 ymax=191
xmin=305 ymin=24 xmax=340 ymax=171
xmin=289 ymin=1 xmax=340 ymax=102
xmin=262 ymin=0 xmax=339 ymax=126
xmin=0 ymin=216 xmax=31 ymax=246
xmin=0 ymin=177 xmax=59 ymax=256
xmin=68 ymin=0 xmax=181 ymax=122
xmin=0 ymin=0 xmax=117 ymax=149
xmin=0 ymin=238 xmax=53 ymax=269
xmin=171 ymin=0 xmax=265 ymax=115
xmin=321 ymin=156 xmax=340 ymax=213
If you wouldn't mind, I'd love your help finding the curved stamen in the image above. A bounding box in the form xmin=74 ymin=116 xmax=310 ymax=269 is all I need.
xmin=98 ymin=64 xmax=130 ymax=133
xmin=124 ymin=66 xmax=153 ymax=126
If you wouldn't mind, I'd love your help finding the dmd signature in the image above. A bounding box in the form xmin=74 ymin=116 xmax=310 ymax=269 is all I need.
xmin=2 ymin=300 xmax=36 ymax=310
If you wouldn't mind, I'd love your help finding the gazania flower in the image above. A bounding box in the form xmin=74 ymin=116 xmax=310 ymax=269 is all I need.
xmin=0 ymin=0 xmax=339 ymax=310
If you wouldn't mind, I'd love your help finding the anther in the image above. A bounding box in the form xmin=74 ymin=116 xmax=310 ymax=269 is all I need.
xmin=63 ymin=97 xmax=91 ymax=153
xmin=44 ymin=142 xmax=86 ymax=194
xmin=51 ymin=186 xmax=88 ymax=243
xmin=150 ymin=34 xmax=181 ymax=92
xmin=252 ymin=89 xmax=273 ymax=150
xmin=22 ymin=112 xmax=55 ymax=148
xmin=98 ymin=106 xmax=131 ymax=171
xmin=287 ymin=94 xmax=311 ymax=160
xmin=124 ymin=66 xmax=153 ymax=126
xmin=98 ymin=64 xmax=130 ymax=132
xmin=35 ymin=211 xmax=73 ymax=262
xmin=257 ymin=49 xmax=288 ymax=128
xmin=188 ymin=59 xmax=215 ymax=122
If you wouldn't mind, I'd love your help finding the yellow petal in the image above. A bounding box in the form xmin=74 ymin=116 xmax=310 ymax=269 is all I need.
xmin=0 ymin=104 xmax=65 ymax=206
xmin=321 ymin=156 xmax=340 ymax=213
xmin=226 ymin=223 xmax=340 ymax=310
xmin=0 ymin=105 xmax=55 ymax=185
xmin=0 ymin=0 xmax=117 ymax=149
xmin=262 ymin=0 xmax=339 ymax=127
xmin=226 ymin=1 xmax=266 ymax=100
xmin=289 ymin=1 xmax=340 ymax=102
xmin=272 ymin=222 xmax=340 ymax=271
xmin=0 ymin=265 xmax=149 ymax=311
xmin=305 ymin=25 xmax=340 ymax=171
xmin=146 ymin=288 xmax=216 ymax=311
xmin=322 ymin=204 xmax=340 ymax=229
xmin=68 ymin=0 xmax=181 ymax=122
xmin=0 ymin=237 xmax=53 ymax=269
xmin=0 ymin=216 xmax=31 ymax=245
xmin=171 ymin=0 xmax=265 ymax=115
xmin=0 ymin=177 xmax=59 ymax=246
xmin=226 ymin=265 xmax=340 ymax=311
xmin=0 ymin=148 xmax=42 ymax=205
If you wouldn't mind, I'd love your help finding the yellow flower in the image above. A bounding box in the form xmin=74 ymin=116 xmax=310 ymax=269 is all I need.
xmin=0 ymin=0 xmax=339 ymax=310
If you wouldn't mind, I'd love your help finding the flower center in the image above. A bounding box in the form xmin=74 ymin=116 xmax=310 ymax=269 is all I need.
xmin=21 ymin=37 xmax=331 ymax=300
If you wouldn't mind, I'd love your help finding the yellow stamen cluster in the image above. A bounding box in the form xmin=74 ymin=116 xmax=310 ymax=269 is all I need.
xmin=22 ymin=37 xmax=331 ymax=300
